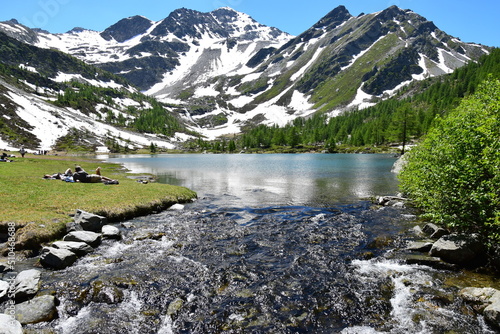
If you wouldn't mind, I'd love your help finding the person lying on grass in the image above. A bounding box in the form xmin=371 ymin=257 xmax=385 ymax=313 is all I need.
xmin=1 ymin=152 xmax=14 ymax=162
xmin=44 ymin=166 xmax=119 ymax=184
xmin=43 ymin=168 xmax=73 ymax=180
xmin=72 ymin=166 xmax=118 ymax=184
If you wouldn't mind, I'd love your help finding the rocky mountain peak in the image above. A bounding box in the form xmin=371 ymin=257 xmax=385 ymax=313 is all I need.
xmin=312 ymin=5 xmax=352 ymax=30
xmin=150 ymin=7 xmax=228 ymax=40
xmin=211 ymin=7 xmax=241 ymax=21
xmin=68 ymin=27 xmax=87 ymax=34
xmin=0 ymin=19 xmax=39 ymax=44
xmin=277 ymin=5 xmax=352 ymax=53
xmin=100 ymin=15 xmax=153 ymax=42
xmin=374 ymin=6 xmax=438 ymax=35
xmin=377 ymin=5 xmax=408 ymax=20
xmin=211 ymin=7 xmax=286 ymax=41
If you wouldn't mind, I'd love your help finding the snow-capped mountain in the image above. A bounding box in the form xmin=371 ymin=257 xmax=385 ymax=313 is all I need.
xmin=0 ymin=5 xmax=492 ymax=149
xmin=32 ymin=7 xmax=290 ymax=92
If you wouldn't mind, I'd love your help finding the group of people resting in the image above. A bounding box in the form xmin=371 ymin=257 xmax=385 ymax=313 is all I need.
xmin=43 ymin=166 xmax=119 ymax=184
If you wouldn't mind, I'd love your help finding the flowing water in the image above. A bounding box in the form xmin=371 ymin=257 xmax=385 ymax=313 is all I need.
xmin=19 ymin=154 xmax=498 ymax=333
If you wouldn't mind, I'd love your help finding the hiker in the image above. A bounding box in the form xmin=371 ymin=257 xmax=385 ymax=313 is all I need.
xmin=20 ymin=146 xmax=26 ymax=157
xmin=72 ymin=166 xmax=118 ymax=184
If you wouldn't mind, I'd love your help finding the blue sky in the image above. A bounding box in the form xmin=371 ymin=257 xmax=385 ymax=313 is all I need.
xmin=1 ymin=0 xmax=498 ymax=46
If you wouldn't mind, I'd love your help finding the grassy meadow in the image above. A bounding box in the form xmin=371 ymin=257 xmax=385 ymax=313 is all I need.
xmin=0 ymin=153 xmax=197 ymax=251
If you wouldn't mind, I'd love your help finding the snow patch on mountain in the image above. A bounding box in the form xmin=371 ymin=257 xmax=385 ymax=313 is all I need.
xmin=0 ymin=22 xmax=27 ymax=35
xmin=228 ymin=95 xmax=253 ymax=108
xmin=289 ymin=90 xmax=315 ymax=113
xmin=51 ymin=72 xmax=126 ymax=90
xmin=147 ymin=33 xmax=288 ymax=100
xmin=19 ymin=64 xmax=38 ymax=73
xmin=346 ymin=85 xmax=377 ymax=111
xmin=7 ymin=89 xmax=69 ymax=150
xmin=193 ymin=84 xmax=219 ymax=98
xmin=341 ymin=35 xmax=386 ymax=71
xmin=414 ymin=54 xmax=430 ymax=80
xmin=240 ymin=72 xmax=262 ymax=84
xmin=186 ymin=88 xmax=315 ymax=140
xmin=291 ymin=46 xmax=326 ymax=81
xmin=436 ymin=49 xmax=455 ymax=74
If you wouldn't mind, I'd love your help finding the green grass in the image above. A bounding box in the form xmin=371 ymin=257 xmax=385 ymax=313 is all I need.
xmin=312 ymin=33 xmax=401 ymax=111
xmin=0 ymin=154 xmax=197 ymax=250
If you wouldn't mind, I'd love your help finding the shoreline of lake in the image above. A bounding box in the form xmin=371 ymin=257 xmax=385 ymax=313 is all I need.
xmin=0 ymin=154 xmax=197 ymax=256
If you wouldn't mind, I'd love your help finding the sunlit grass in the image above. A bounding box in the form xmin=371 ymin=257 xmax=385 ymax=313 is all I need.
xmin=0 ymin=154 xmax=197 ymax=249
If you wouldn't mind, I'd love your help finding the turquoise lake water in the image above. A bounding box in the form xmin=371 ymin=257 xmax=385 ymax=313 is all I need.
xmin=102 ymin=153 xmax=400 ymax=207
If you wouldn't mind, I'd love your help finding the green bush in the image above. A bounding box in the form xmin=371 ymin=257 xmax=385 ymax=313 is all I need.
xmin=399 ymin=77 xmax=500 ymax=242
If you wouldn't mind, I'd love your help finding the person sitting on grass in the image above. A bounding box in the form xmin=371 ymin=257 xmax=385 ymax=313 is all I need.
xmin=72 ymin=166 xmax=118 ymax=184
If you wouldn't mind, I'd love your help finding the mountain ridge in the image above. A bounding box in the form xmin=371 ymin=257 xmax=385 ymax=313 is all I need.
xmin=0 ymin=5 xmax=493 ymax=151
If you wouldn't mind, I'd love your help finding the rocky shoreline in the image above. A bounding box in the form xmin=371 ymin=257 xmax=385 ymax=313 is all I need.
xmin=405 ymin=222 xmax=500 ymax=329
xmin=0 ymin=205 xmax=188 ymax=330
xmin=377 ymin=195 xmax=500 ymax=330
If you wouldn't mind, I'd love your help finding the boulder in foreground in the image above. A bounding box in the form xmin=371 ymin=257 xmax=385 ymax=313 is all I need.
xmin=429 ymin=233 xmax=486 ymax=267
xmin=40 ymin=247 xmax=78 ymax=270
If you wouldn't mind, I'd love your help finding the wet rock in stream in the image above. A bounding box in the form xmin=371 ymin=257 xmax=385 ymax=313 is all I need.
xmin=101 ymin=225 xmax=122 ymax=240
xmin=15 ymin=295 xmax=58 ymax=325
xmin=68 ymin=210 xmax=108 ymax=233
xmin=63 ymin=231 xmax=101 ymax=248
xmin=14 ymin=269 xmax=41 ymax=301
xmin=460 ymin=287 xmax=500 ymax=329
xmin=90 ymin=280 xmax=125 ymax=304
xmin=40 ymin=247 xmax=78 ymax=270
xmin=50 ymin=241 xmax=94 ymax=257
xmin=429 ymin=233 xmax=487 ymax=267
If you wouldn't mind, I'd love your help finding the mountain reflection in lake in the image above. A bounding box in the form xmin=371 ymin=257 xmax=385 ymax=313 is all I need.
xmin=24 ymin=154 xmax=497 ymax=333
xmin=101 ymin=153 xmax=400 ymax=207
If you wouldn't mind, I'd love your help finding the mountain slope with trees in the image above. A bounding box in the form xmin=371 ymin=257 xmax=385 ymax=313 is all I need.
xmin=0 ymin=31 xmax=188 ymax=151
